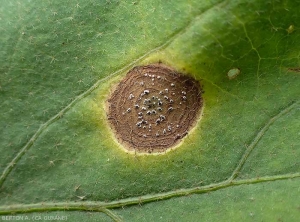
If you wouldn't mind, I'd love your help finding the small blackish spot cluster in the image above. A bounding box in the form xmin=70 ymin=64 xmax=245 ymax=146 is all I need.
xmin=107 ymin=63 xmax=203 ymax=153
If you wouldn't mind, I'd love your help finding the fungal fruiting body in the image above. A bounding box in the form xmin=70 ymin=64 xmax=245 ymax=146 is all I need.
xmin=107 ymin=63 xmax=203 ymax=154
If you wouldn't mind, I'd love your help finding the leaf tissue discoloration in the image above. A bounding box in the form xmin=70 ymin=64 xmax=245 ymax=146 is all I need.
xmin=1 ymin=0 xmax=300 ymax=220
xmin=107 ymin=63 xmax=203 ymax=154
xmin=227 ymin=68 xmax=241 ymax=80
xmin=287 ymin=67 xmax=300 ymax=73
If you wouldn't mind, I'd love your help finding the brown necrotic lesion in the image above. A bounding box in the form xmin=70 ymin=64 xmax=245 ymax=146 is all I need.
xmin=107 ymin=63 xmax=203 ymax=154
xmin=287 ymin=67 xmax=300 ymax=73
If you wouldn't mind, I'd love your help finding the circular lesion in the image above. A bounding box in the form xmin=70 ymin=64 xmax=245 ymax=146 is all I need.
xmin=107 ymin=63 xmax=203 ymax=153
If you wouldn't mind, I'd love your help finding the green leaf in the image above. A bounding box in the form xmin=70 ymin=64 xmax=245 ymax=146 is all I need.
xmin=0 ymin=0 xmax=299 ymax=221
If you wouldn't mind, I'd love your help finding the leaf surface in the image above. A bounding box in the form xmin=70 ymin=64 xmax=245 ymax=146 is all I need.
xmin=0 ymin=0 xmax=299 ymax=221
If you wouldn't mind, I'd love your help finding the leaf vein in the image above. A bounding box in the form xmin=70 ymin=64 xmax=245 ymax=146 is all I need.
xmin=0 ymin=0 xmax=228 ymax=188
xmin=228 ymin=99 xmax=300 ymax=181
xmin=0 ymin=172 xmax=299 ymax=215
